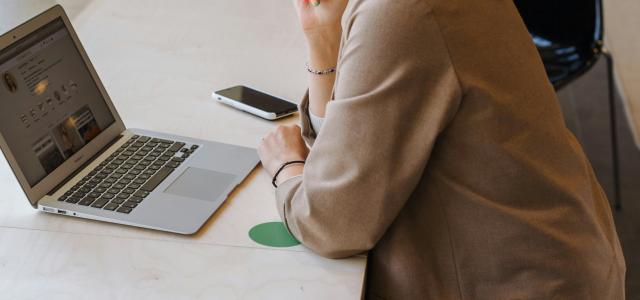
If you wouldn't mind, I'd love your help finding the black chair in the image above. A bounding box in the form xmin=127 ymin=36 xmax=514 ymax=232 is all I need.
xmin=514 ymin=0 xmax=621 ymax=209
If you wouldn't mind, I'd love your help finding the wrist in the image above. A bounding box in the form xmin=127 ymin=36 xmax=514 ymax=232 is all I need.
xmin=305 ymin=26 xmax=341 ymax=69
xmin=304 ymin=24 xmax=341 ymax=43
xmin=274 ymin=163 xmax=304 ymax=186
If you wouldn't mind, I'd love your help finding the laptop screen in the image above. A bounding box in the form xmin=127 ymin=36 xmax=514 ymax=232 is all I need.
xmin=0 ymin=18 xmax=115 ymax=187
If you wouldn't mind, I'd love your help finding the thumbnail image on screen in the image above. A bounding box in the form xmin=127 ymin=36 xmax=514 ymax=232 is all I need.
xmin=33 ymin=105 xmax=101 ymax=173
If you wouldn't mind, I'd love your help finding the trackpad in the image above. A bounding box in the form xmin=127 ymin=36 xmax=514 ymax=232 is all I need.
xmin=164 ymin=167 xmax=237 ymax=202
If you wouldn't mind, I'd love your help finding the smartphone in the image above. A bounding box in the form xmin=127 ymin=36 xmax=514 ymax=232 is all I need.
xmin=212 ymin=85 xmax=298 ymax=120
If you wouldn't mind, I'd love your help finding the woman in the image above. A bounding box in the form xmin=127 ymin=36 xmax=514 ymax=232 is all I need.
xmin=258 ymin=0 xmax=626 ymax=298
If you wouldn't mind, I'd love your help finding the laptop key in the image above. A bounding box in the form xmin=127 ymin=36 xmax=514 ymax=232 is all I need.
xmin=130 ymin=196 xmax=144 ymax=203
xmin=118 ymin=179 xmax=132 ymax=185
xmin=116 ymin=207 xmax=132 ymax=214
xmin=134 ymin=190 xmax=150 ymax=198
xmin=122 ymin=201 xmax=138 ymax=209
xmin=66 ymin=196 xmax=81 ymax=204
xmin=166 ymin=161 xmax=180 ymax=168
xmin=128 ymin=183 xmax=141 ymax=189
xmin=116 ymin=155 xmax=130 ymax=161
xmin=151 ymin=138 xmax=171 ymax=144
xmin=139 ymin=167 xmax=173 ymax=192
xmin=111 ymin=198 xmax=125 ymax=204
xmin=167 ymin=142 xmax=185 ymax=152
xmin=78 ymin=197 xmax=97 ymax=206
xmin=91 ymin=198 xmax=109 ymax=208
xmin=103 ymin=203 xmax=119 ymax=211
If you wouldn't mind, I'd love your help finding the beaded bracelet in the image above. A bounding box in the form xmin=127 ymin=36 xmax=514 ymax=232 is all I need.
xmin=272 ymin=160 xmax=306 ymax=188
xmin=306 ymin=62 xmax=336 ymax=75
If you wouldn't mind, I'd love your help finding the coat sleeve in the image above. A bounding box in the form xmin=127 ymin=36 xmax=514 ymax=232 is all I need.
xmin=298 ymin=91 xmax=318 ymax=146
xmin=277 ymin=0 xmax=463 ymax=258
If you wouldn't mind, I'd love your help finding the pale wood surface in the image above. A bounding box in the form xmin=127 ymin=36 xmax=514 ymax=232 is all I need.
xmin=0 ymin=226 xmax=366 ymax=300
xmin=0 ymin=0 xmax=366 ymax=298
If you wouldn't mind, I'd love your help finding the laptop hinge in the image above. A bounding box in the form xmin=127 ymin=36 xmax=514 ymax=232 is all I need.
xmin=47 ymin=134 xmax=125 ymax=196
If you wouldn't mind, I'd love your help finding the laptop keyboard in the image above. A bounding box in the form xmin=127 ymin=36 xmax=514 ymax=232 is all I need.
xmin=56 ymin=135 xmax=199 ymax=214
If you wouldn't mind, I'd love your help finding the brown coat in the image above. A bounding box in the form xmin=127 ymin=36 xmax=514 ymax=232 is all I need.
xmin=275 ymin=0 xmax=626 ymax=298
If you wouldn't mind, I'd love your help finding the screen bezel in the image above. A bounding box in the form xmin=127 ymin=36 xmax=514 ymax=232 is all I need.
xmin=0 ymin=5 xmax=126 ymax=207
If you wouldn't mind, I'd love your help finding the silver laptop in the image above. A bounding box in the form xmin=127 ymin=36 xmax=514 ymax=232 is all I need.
xmin=0 ymin=5 xmax=259 ymax=234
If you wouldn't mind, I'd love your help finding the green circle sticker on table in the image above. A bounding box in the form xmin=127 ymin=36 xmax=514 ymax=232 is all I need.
xmin=249 ymin=222 xmax=300 ymax=247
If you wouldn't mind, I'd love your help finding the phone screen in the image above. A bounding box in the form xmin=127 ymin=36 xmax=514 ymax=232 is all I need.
xmin=216 ymin=86 xmax=297 ymax=115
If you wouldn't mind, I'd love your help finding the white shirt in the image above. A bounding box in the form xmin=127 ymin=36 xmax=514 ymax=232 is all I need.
xmin=309 ymin=111 xmax=325 ymax=134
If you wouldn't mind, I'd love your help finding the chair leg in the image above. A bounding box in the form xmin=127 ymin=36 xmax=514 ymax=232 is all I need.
xmin=602 ymin=49 xmax=621 ymax=210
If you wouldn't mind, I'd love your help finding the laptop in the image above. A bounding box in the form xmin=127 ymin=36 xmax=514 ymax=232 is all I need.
xmin=0 ymin=5 xmax=259 ymax=234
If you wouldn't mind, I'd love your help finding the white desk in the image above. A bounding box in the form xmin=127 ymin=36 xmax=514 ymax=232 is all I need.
xmin=0 ymin=0 xmax=367 ymax=298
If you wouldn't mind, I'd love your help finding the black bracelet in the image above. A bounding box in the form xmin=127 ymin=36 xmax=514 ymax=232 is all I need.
xmin=272 ymin=160 xmax=305 ymax=188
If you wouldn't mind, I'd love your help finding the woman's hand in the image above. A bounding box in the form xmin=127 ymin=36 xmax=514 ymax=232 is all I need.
xmin=258 ymin=125 xmax=310 ymax=183
xmin=293 ymin=0 xmax=348 ymax=34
